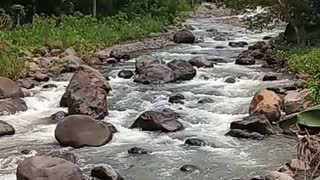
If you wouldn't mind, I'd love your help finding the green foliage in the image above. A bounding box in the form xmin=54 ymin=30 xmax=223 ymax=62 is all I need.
xmin=0 ymin=50 xmax=26 ymax=80
xmin=279 ymin=105 xmax=320 ymax=129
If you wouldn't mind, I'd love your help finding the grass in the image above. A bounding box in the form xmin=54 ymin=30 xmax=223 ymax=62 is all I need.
xmin=0 ymin=0 xmax=195 ymax=80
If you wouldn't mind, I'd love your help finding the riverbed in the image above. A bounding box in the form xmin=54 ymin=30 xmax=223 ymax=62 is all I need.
xmin=0 ymin=11 xmax=295 ymax=180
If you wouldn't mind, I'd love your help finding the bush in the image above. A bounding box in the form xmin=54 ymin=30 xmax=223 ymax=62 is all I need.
xmin=0 ymin=50 xmax=26 ymax=80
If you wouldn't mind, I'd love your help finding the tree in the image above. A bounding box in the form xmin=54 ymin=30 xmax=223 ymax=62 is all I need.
xmin=11 ymin=4 xmax=25 ymax=26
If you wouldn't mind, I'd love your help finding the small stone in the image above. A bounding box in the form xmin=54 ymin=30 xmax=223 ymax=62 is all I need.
xmin=229 ymin=41 xmax=248 ymax=48
xmin=184 ymin=138 xmax=206 ymax=146
xmin=28 ymin=62 xmax=40 ymax=72
xmin=43 ymin=84 xmax=58 ymax=89
xmin=106 ymin=57 xmax=118 ymax=64
xmin=180 ymin=165 xmax=199 ymax=172
xmin=118 ymin=70 xmax=134 ymax=79
xmin=50 ymin=49 xmax=64 ymax=56
xmin=128 ymin=147 xmax=149 ymax=155
xmin=214 ymin=36 xmax=228 ymax=41
xmin=91 ymin=164 xmax=123 ymax=180
xmin=263 ymin=74 xmax=278 ymax=81
xmin=198 ymin=98 xmax=214 ymax=104
xmin=248 ymin=41 xmax=267 ymax=51
xmin=225 ymin=77 xmax=236 ymax=83
xmin=20 ymin=149 xmax=32 ymax=155
xmin=65 ymin=47 xmax=77 ymax=56
xmin=50 ymin=111 xmax=67 ymax=123
xmin=33 ymin=72 xmax=50 ymax=82
xmin=169 ymin=94 xmax=185 ymax=104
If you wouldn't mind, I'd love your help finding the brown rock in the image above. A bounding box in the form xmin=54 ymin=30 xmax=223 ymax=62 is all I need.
xmin=65 ymin=47 xmax=77 ymax=56
xmin=167 ymin=60 xmax=196 ymax=80
xmin=284 ymin=90 xmax=309 ymax=115
xmin=60 ymin=65 xmax=111 ymax=119
xmin=0 ymin=77 xmax=24 ymax=99
xmin=51 ymin=49 xmax=64 ymax=56
xmin=28 ymin=62 xmax=40 ymax=73
xmin=134 ymin=64 xmax=176 ymax=84
xmin=16 ymin=78 xmax=35 ymax=89
xmin=55 ymin=115 xmax=113 ymax=148
xmin=17 ymin=156 xmax=82 ymax=180
xmin=173 ymin=29 xmax=195 ymax=44
xmin=91 ymin=164 xmax=124 ymax=180
xmin=249 ymin=90 xmax=282 ymax=122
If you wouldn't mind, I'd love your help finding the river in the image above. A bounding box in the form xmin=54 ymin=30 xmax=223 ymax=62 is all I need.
xmin=0 ymin=10 xmax=295 ymax=180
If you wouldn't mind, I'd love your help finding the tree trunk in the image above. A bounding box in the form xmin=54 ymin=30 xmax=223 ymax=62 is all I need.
xmin=93 ymin=0 xmax=97 ymax=17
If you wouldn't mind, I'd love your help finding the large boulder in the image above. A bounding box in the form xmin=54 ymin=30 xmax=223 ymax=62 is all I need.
xmin=91 ymin=164 xmax=124 ymax=180
xmin=0 ymin=77 xmax=24 ymax=99
xmin=167 ymin=60 xmax=196 ymax=80
xmin=131 ymin=111 xmax=184 ymax=132
xmin=284 ymin=90 xmax=308 ymax=115
xmin=0 ymin=98 xmax=28 ymax=115
xmin=230 ymin=115 xmax=274 ymax=135
xmin=173 ymin=29 xmax=195 ymax=44
xmin=135 ymin=55 xmax=165 ymax=74
xmin=16 ymin=156 xmax=82 ymax=180
xmin=134 ymin=64 xmax=176 ymax=84
xmin=60 ymin=65 xmax=111 ymax=120
xmin=55 ymin=115 xmax=113 ymax=148
xmin=189 ymin=57 xmax=214 ymax=68
xmin=249 ymin=90 xmax=282 ymax=122
xmin=0 ymin=120 xmax=15 ymax=137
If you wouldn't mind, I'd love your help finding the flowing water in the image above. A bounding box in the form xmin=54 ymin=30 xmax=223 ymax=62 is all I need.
xmin=0 ymin=12 xmax=296 ymax=180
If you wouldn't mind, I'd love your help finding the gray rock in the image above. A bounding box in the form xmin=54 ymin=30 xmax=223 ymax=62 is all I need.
xmin=55 ymin=115 xmax=113 ymax=148
xmin=167 ymin=60 xmax=196 ymax=80
xmin=50 ymin=111 xmax=68 ymax=123
xmin=226 ymin=129 xmax=264 ymax=140
xmin=184 ymin=138 xmax=206 ymax=146
xmin=60 ymin=65 xmax=111 ymax=120
xmin=131 ymin=111 xmax=184 ymax=132
xmin=230 ymin=115 xmax=274 ymax=135
xmin=173 ymin=29 xmax=195 ymax=43
xmin=169 ymin=94 xmax=185 ymax=104
xmin=0 ymin=98 xmax=28 ymax=115
xmin=91 ymin=164 xmax=124 ymax=180
xmin=17 ymin=156 xmax=82 ymax=180
xmin=134 ymin=64 xmax=176 ymax=84
xmin=0 ymin=120 xmax=15 ymax=137
xmin=118 ymin=70 xmax=134 ymax=79
xmin=180 ymin=165 xmax=200 ymax=172
xmin=0 ymin=77 xmax=24 ymax=99
xmin=128 ymin=147 xmax=150 ymax=155
xmin=189 ymin=57 xmax=214 ymax=68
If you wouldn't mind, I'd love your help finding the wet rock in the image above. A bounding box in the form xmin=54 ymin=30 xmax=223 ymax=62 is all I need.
xmin=167 ymin=60 xmax=196 ymax=80
xmin=91 ymin=164 xmax=124 ymax=180
xmin=266 ymin=171 xmax=294 ymax=180
xmin=17 ymin=156 xmax=82 ymax=180
xmin=208 ymin=58 xmax=229 ymax=63
xmin=189 ymin=57 xmax=214 ymax=68
xmin=284 ymin=90 xmax=308 ymax=115
xmin=43 ymin=84 xmax=58 ymax=89
xmin=229 ymin=41 xmax=248 ymax=48
xmin=106 ymin=57 xmax=118 ymax=64
xmin=184 ymin=138 xmax=206 ymax=146
xmin=131 ymin=111 xmax=184 ymax=132
xmin=230 ymin=115 xmax=274 ymax=135
xmin=173 ymin=29 xmax=195 ymax=44
xmin=47 ymin=151 xmax=78 ymax=164
xmin=128 ymin=147 xmax=150 ymax=155
xmin=248 ymin=41 xmax=267 ymax=51
xmin=235 ymin=57 xmax=255 ymax=65
xmin=263 ymin=74 xmax=278 ymax=81
xmin=20 ymin=149 xmax=32 ymax=155
xmin=288 ymin=159 xmax=310 ymax=171
xmin=198 ymin=97 xmax=214 ymax=104
xmin=215 ymin=46 xmax=226 ymax=49
xmin=180 ymin=165 xmax=199 ymax=172
xmin=135 ymin=55 xmax=165 ymax=74
xmin=0 ymin=77 xmax=24 ymax=99
xmin=60 ymin=65 xmax=111 ymax=120
xmin=265 ymin=56 xmax=278 ymax=65
xmin=55 ymin=115 xmax=113 ymax=148
xmin=225 ymin=77 xmax=236 ymax=84
xmin=263 ymin=36 xmax=273 ymax=40
xmin=0 ymin=98 xmax=28 ymax=115
xmin=249 ymin=90 xmax=282 ymax=122
xmin=250 ymin=50 xmax=265 ymax=59
xmin=134 ymin=64 xmax=176 ymax=84
xmin=214 ymin=36 xmax=228 ymax=41
xmin=226 ymin=129 xmax=264 ymax=140
xmin=267 ymin=87 xmax=287 ymax=95
xmin=169 ymin=94 xmax=185 ymax=104
xmin=118 ymin=70 xmax=134 ymax=79
xmin=162 ymin=108 xmax=181 ymax=119
xmin=50 ymin=111 xmax=68 ymax=123
xmin=207 ymin=28 xmax=218 ymax=33
xmin=28 ymin=62 xmax=40 ymax=73
xmin=102 ymin=122 xmax=118 ymax=133
xmin=16 ymin=79 xmax=35 ymax=89
xmin=0 ymin=120 xmax=15 ymax=137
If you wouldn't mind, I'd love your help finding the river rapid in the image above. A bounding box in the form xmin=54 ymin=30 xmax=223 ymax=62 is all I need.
xmin=0 ymin=9 xmax=295 ymax=180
